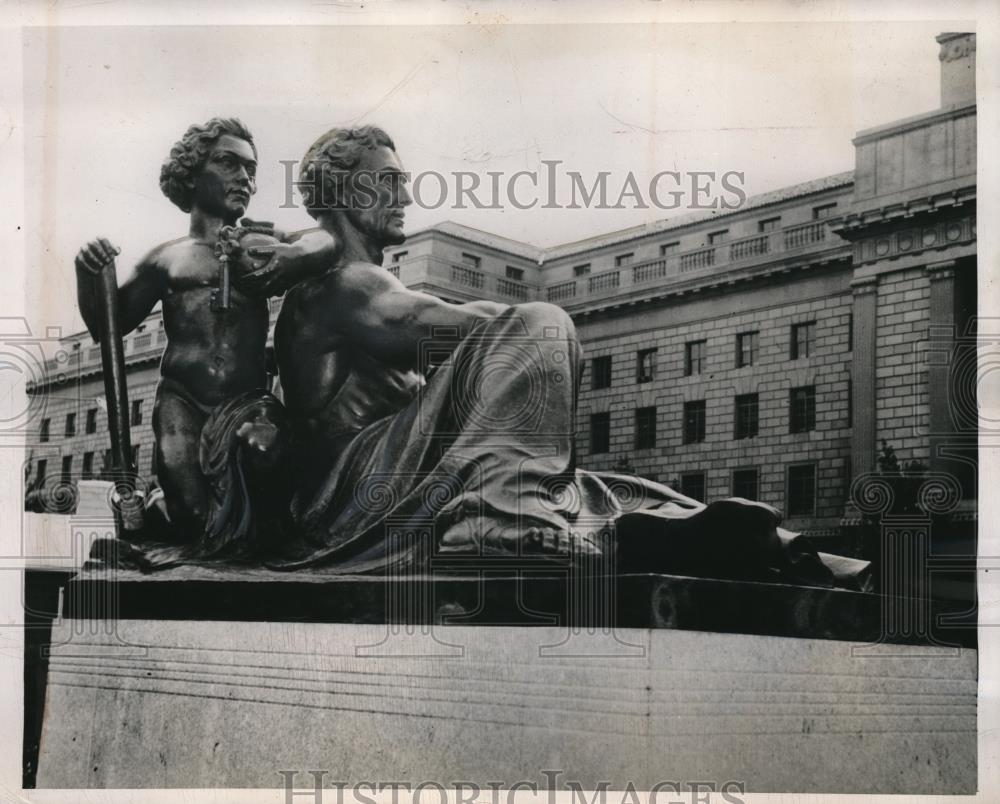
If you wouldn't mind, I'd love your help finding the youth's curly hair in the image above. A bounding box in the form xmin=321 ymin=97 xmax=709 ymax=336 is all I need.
xmin=159 ymin=118 xmax=257 ymax=213
xmin=298 ymin=125 xmax=396 ymax=218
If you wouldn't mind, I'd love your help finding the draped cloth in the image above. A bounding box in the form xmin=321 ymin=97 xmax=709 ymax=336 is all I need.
xmin=268 ymin=303 xmax=871 ymax=591
xmin=197 ymin=390 xmax=290 ymax=558
xmin=96 ymin=389 xmax=291 ymax=570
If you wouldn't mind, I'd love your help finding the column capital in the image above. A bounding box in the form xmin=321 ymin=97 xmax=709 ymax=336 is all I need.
xmin=926 ymin=259 xmax=957 ymax=280
xmin=850 ymin=276 xmax=878 ymax=296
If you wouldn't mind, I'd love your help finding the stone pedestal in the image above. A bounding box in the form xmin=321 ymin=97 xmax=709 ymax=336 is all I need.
xmin=33 ymin=569 xmax=977 ymax=793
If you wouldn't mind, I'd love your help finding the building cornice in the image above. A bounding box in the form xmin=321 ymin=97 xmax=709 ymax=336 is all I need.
xmin=829 ymin=187 xmax=975 ymax=239
xmin=26 ymin=353 xmax=161 ymax=394
xmin=837 ymin=205 xmax=975 ymax=268
xmin=852 ymin=102 xmax=976 ymax=146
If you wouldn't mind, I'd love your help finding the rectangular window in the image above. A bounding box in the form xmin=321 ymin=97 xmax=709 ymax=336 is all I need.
xmin=131 ymin=399 xmax=143 ymax=426
xmin=787 ymin=464 xmax=817 ymax=516
xmin=683 ymin=400 xmax=706 ymax=444
xmin=591 ymin=356 xmax=612 ymax=390
xmin=391 ymin=250 xmax=408 ymax=263
xmin=732 ymin=468 xmax=759 ymax=500
xmin=680 ymin=471 xmax=706 ymax=502
xmin=758 ymin=217 xmax=781 ymax=233
xmin=812 ymin=203 xmax=837 ymax=220
xmin=39 ymin=418 xmax=50 ymax=443
xmin=505 ymin=266 xmax=525 ymax=281
xmin=35 ymin=458 xmax=47 ymax=484
xmin=614 ymin=253 xmax=634 ymax=267
xmin=735 ymin=331 xmax=758 ymax=368
xmin=790 ymin=321 xmax=816 ymax=359
xmin=734 ymin=393 xmax=759 ymax=439
xmin=82 ymin=451 xmax=94 ymax=480
xmin=86 ymin=408 xmax=98 ymax=434
xmin=708 ymin=229 xmax=729 ymax=245
xmin=634 ymin=406 xmax=657 ymax=449
xmin=685 ymin=340 xmax=706 ymax=376
xmin=64 ymin=413 xmax=76 ymax=437
xmin=573 ymin=263 xmax=592 ymax=277
xmin=590 ymin=412 xmax=611 ymax=454
xmin=131 ymin=444 xmax=140 ymax=468
xmin=636 ymin=348 xmax=657 ymax=383
xmin=60 ymin=454 xmax=73 ymax=485
xmin=102 ymin=448 xmax=112 ymax=476
xmin=461 ymin=253 xmax=481 ymax=269
xmin=790 ymin=385 xmax=816 ymax=433
xmin=660 ymin=241 xmax=680 ymax=256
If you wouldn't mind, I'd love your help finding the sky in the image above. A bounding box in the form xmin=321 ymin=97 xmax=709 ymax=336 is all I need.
xmin=21 ymin=21 xmax=953 ymax=334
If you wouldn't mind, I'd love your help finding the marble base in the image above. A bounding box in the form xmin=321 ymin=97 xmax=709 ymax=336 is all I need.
xmin=35 ymin=616 xmax=976 ymax=792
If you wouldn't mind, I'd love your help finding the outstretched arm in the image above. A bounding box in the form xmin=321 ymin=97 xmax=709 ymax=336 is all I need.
xmin=76 ymin=238 xmax=165 ymax=342
xmin=332 ymin=262 xmax=509 ymax=365
xmin=236 ymin=227 xmax=341 ymax=297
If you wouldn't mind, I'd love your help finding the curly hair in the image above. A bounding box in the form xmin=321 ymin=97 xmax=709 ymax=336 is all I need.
xmin=159 ymin=118 xmax=257 ymax=213
xmin=298 ymin=125 xmax=396 ymax=218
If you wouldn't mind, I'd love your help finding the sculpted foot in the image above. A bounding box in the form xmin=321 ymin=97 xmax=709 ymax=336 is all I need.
xmin=524 ymin=526 xmax=573 ymax=555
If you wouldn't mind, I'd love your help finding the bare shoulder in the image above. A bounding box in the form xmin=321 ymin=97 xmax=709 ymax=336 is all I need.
xmin=283 ymin=260 xmax=401 ymax=322
xmin=325 ymin=259 xmax=402 ymax=299
xmin=335 ymin=260 xmax=398 ymax=287
xmin=138 ymin=235 xmax=193 ymax=275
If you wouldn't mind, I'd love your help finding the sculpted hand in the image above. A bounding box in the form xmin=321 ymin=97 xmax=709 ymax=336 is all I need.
xmin=236 ymin=229 xmax=341 ymax=297
xmin=233 ymin=242 xmax=302 ymax=297
xmin=235 ymin=419 xmax=285 ymax=471
xmin=75 ymin=237 xmax=120 ymax=276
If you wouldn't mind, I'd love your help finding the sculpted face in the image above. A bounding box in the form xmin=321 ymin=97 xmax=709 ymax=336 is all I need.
xmin=190 ymin=134 xmax=258 ymax=223
xmin=345 ymin=145 xmax=412 ymax=248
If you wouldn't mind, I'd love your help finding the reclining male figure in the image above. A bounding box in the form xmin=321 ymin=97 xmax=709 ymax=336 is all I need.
xmin=269 ymin=125 xmax=844 ymax=587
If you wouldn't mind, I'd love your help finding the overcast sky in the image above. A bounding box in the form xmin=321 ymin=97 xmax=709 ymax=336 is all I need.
xmin=22 ymin=21 xmax=955 ymax=334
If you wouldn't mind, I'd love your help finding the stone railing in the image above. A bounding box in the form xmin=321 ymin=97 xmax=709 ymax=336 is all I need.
xmin=680 ymin=247 xmax=716 ymax=273
xmin=553 ymin=217 xmax=845 ymax=310
xmin=783 ymin=221 xmax=827 ymax=249
xmin=496 ymin=278 xmax=530 ymax=301
xmin=546 ymin=280 xmax=577 ymax=302
xmin=588 ymin=271 xmax=620 ymax=293
xmin=632 ymin=259 xmax=668 ymax=284
xmin=451 ymin=264 xmax=485 ymax=289
xmin=729 ymin=234 xmax=770 ymax=262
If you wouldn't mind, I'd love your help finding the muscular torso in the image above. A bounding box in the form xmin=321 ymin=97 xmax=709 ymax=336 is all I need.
xmin=154 ymin=238 xmax=269 ymax=407
xmin=274 ymin=269 xmax=425 ymax=454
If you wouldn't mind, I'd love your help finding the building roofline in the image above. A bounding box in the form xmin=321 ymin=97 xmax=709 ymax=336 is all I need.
xmin=852 ymin=102 xmax=975 ymax=145
xmin=402 ymin=221 xmax=544 ymax=262
xmin=540 ymin=171 xmax=855 ymax=262
xmin=404 ymin=171 xmax=855 ymax=265
xmin=54 ymin=171 xmax=857 ymax=343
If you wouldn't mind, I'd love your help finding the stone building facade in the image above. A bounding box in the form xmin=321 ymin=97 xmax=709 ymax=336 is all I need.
xmin=24 ymin=33 xmax=977 ymax=544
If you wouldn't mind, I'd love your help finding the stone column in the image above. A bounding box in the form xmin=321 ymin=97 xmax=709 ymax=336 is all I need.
xmin=925 ymin=259 xmax=959 ymax=479
xmin=850 ymin=276 xmax=879 ymax=482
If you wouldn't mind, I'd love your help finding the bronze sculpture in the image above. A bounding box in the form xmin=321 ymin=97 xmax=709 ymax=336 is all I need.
xmin=77 ymin=120 xmax=868 ymax=590
xmin=75 ymin=118 xmax=336 ymax=561
xmin=266 ymin=125 xmax=868 ymax=589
